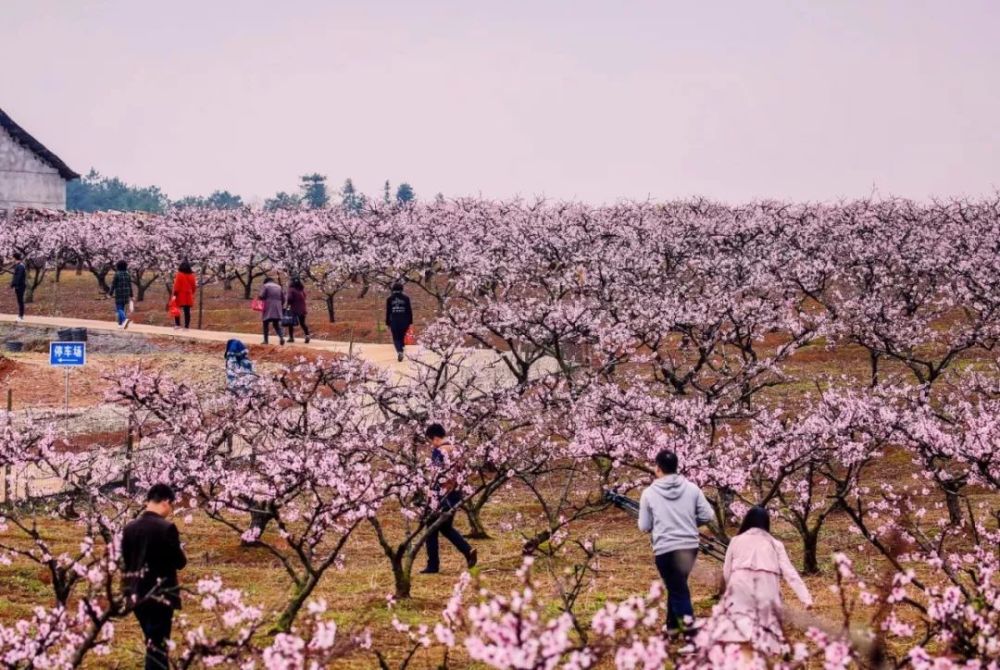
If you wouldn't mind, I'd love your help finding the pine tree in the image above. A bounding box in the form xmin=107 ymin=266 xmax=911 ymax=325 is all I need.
xmin=300 ymin=174 xmax=330 ymax=209
xmin=340 ymin=178 xmax=366 ymax=214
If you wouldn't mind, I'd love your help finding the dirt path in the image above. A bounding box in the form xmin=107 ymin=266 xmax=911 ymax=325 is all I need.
xmin=0 ymin=313 xmax=408 ymax=367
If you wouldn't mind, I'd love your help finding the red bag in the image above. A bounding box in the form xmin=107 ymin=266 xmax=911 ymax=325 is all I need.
xmin=250 ymin=299 xmax=264 ymax=312
xmin=404 ymin=326 xmax=416 ymax=346
xmin=167 ymin=296 xmax=181 ymax=318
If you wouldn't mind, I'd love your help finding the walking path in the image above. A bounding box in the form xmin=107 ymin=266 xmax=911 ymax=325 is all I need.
xmin=0 ymin=313 xmax=407 ymax=367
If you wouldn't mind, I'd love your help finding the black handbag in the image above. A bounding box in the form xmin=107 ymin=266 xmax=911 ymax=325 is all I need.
xmin=280 ymin=308 xmax=298 ymax=327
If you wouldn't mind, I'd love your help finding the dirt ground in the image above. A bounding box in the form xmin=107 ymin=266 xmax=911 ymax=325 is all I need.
xmin=0 ymin=473 xmax=909 ymax=669
xmin=0 ymin=322 xmax=326 ymax=412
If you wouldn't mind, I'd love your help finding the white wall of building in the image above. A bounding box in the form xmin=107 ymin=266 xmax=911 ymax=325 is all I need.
xmin=0 ymin=126 xmax=67 ymax=210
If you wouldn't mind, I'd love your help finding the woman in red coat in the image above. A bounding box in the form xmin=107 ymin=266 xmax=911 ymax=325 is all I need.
xmin=172 ymin=261 xmax=197 ymax=329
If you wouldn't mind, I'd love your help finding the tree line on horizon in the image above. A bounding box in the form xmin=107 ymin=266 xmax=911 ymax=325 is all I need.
xmin=66 ymin=170 xmax=419 ymax=213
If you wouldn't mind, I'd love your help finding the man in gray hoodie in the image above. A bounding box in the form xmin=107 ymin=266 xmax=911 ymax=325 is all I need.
xmin=638 ymin=449 xmax=716 ymax=632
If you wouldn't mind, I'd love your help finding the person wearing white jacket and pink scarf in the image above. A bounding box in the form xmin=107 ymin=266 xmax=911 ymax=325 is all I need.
xmin=713 ymin=506 xmax=813 ymax=651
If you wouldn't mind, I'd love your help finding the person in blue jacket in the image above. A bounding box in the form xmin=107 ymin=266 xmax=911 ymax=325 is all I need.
xmin=420 ymin=423 xmax=477 ymax=574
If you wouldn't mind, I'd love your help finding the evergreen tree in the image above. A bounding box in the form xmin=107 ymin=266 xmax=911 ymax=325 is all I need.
xmin=264 ymin=191 xmax=302 ymax=210
xmin=395 ymin=182 xmax=415 ymax=204
xmin=175 ymin=190 xmax=244 ymax=209
xmin=67 ymin=169 xmax=168 ymax=213
xmin=205 ymin=190 xmax=244 ymax=209
xmin=340 ymin=178 xmax=366 ymax=214
xmin=383 ymin=180 xmax=392 ymax=205
xmin=299 ymin=173 xmax=329 ymax=209
xmin=174 ymin=195 xmax=205 ymax=208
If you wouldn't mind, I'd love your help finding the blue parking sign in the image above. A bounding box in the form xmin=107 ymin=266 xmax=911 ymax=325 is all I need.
xmin=49 ymin=342 xmax=86 ymax=366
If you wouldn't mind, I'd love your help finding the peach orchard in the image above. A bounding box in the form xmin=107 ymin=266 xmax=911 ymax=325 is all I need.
xmin=1 ymin=198 xmax=999 ymax=668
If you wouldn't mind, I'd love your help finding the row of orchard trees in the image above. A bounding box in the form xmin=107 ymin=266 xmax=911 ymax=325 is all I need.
xmin=1 ymin=197 xmax=1000 ymax=666
xmin=2 ymin=198 xmax=1000 ymax=380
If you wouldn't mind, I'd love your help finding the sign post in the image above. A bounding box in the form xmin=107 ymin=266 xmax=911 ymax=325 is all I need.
xmin=49 ymin=341 xmax=86 ymax=419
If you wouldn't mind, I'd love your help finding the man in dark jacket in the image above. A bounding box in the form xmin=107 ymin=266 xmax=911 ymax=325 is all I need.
xmin=122 ymin=483 xmax=187 ymax=670
xmin=108 ymin=260 xmax=133 ymax=329
xmin=10 ymin=253 xmax=26 ymax=321
xmin=385 ymin=282 xmax=413 ymax=362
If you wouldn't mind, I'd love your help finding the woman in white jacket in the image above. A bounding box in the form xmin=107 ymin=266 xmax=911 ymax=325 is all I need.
xmin=712 ymin=506 xmax=813 ymax=651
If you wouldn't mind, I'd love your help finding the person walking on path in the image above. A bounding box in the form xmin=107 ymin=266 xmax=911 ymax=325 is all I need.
xmin=10 ymin=253 xmax=26 ymax=321
xmin=171 ymin=261 xmax=197 ymax=330
xmin=638 ymin=449 xmax=716 ymax=633
xmin=285 ymin=277 xmax=310 ymax=343
xmin=109 ymin=260 xmax=133 ymax=329
xmin=258 ymin=276 xmax=285 ymax=345
xmin=711 ymin=506 xmax=812 ymax=652
xmin=421 ymin=423 xmax=478 ymax=574
xmin=121 ymin=483 xmax=187 ymax=670
xmin=385 ymin=282 xmax=413 ymax=362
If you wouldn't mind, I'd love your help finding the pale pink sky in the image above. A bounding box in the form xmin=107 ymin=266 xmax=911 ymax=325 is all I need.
xmin=2 ymin=1 xmax=998 ymax=203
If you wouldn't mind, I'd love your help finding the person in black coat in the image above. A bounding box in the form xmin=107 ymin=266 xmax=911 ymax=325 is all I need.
xmin=385 ymin=282 xmax=413 ymax=362
xmin=122 ymin=483 xmax=187 ymax=670
xmin=10 ymin=253 xmax=26 ymax=321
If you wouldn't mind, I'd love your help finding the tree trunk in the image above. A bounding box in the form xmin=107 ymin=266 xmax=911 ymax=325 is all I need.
xmin=325 ymin=294 xmax=336 ymax=323
xmin=242 ymin=269 xmax=254 ymax=300
xmin=944 ymin=487 xmax=963 ymax=526
xmin=464 ymin=503 xmax=490 ymax=540
xmin=52 ymin=571 xmax=72 ymax=606
xmin=719 ymin=488 xmax=734 ymax=523
xmin=90 ymin=269 xmax=111 ymax=294
xmin=712 ymin=490 xmax=733 ymax=541
xmin=132 ymin=271 xmax=157 ymax=303
xmin=273 ymin=574 xmax=320 ymax=633
xmin=391 ymin=553 xmax=414 ymax=599
xmin=23 ymin=267 xmax=45 ymax=304
xmin=802 ymin=529 xmax=820 ymax=575
xmin=869 ymin=350 xmax=880 ymax=388
xmin=197 ymin=283 xmax=205 ymax=329
xmin=219 ymin=264 xmax=233 ymax=290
